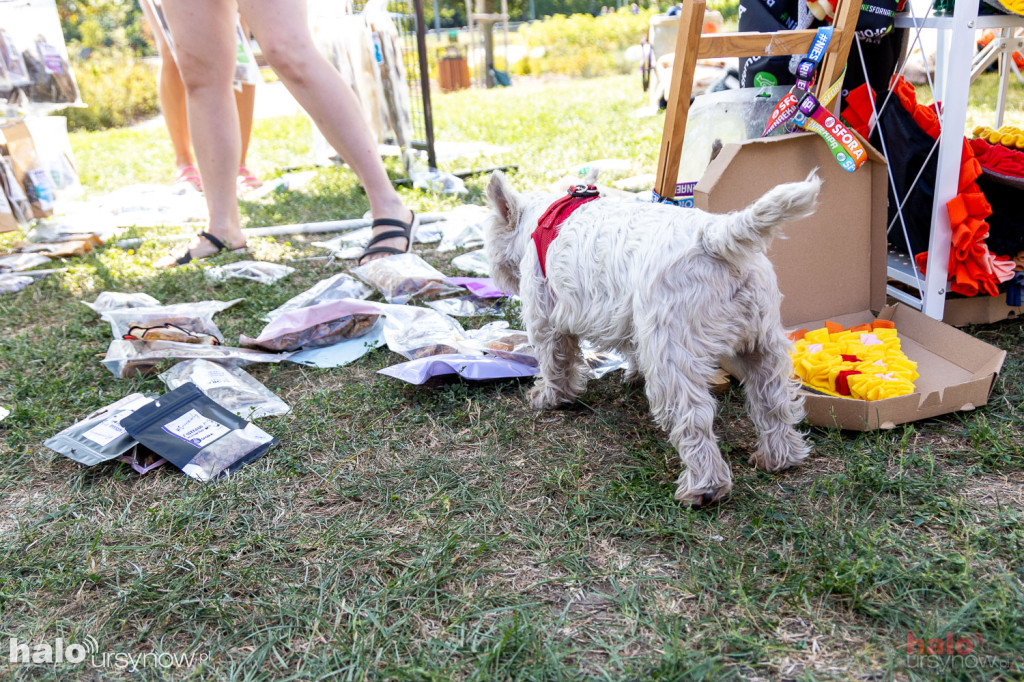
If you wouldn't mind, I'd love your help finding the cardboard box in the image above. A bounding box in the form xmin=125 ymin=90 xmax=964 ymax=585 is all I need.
xmin=695 ymin=132 xmax=1006 ymax=430
xmin=941 ymin=294 xmax=1024 ymax=327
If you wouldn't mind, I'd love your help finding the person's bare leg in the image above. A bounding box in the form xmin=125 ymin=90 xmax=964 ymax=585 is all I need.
xmin=238 ymin=0 xmax=412 ymax=261
xmin=156 ymin=0 xmax=246 ymax=266
xmin=139 ymin=0 xmax=193 ymax=172
xmin=235 ymin=82 xmax=256 ymax=168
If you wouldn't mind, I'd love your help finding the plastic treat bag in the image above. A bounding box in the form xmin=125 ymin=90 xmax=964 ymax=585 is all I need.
xmin=350 ymin=253 xmax=462 ymax=304
xmin=44 ymin=393 xmax=155 ymax=466
xmin=205 ymin=260 xmax=295 ymax=284
xmin=379 ymin=353 xmax=538 ymax=385
xmin=82 ymin=292 xmax=162 ymax=313
xmin=100 ymin=299 xmax=242 ymax=341
xmin=374 ymin=302 xmax=466 ymax=359
xmin=0 ymin=274 xmax=34 ymax=294
xmin=0 ymin=253 xmax=51 ymax=272
xmin=263 ymin=273 xmax=371 ymax=322
xmin=427 ymin=295 xmax=504 ymax=318
xmin=242 ymin=299 xmax=382 ymax=352
xmin=122 ymin=383 xmax=276 ymax=482
xmin=580 ymin=341 xmax=630 ymax=379
xmin=461 ymin=322 xmax=536 ymax=366
xmin=450 ymin=250 xmax=490 ymax=276
xmin=103 ymin=339 xmax=291 ymax=378
xmin=444 ymin=277 xmax=507 ymax=299
xmin=437 ymin=205 xmax=489 ymax=252
xmin=159 ymin=359 xmax=290 ymax=420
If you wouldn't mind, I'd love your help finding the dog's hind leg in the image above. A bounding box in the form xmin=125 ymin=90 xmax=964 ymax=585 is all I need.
xmin=636 ymin=343 xmax=733 ymax=507
xmin=734 ymin=334 xmax=810 ymax=472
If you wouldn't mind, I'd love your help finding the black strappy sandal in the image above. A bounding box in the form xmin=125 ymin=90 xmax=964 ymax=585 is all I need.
xmin=358 ymin=212 xmax=419 ymax=265
xmin=166 ymin=231 xmax=247 ymax=267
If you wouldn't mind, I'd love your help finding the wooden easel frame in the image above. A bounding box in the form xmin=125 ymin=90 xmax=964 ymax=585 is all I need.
xmin=654 ymin=0 xmax=861 ymax=200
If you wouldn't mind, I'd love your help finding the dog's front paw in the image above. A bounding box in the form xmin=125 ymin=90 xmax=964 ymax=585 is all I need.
xmin=674 ymin=478 xmax=733 ymax=509
xmin=527 ymin=382 xmax=563 ymax=410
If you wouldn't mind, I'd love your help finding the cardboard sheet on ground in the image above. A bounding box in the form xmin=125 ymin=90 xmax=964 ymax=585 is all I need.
xmin=379 ymin=353 xmax=538 ymax=384
xmin=287 ymin=323 xmax=387 ymax=368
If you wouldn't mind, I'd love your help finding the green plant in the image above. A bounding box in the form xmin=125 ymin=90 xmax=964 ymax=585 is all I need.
xmin=62 ymin=50 xmax=160 ymax=132
xmin=516 ymin=8 xmax=656 ymax=78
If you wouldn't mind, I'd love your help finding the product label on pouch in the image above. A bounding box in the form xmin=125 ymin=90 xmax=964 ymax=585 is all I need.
xmin=162 ymin=409 xmax=230 ymax=448
xmin=81 ymin=395 xmax=153 ymax=447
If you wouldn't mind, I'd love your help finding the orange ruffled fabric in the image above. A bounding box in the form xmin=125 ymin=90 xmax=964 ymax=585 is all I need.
xmin=789 ymin=319 xmax=918 ymax=401
xmin=882 ymin=76 xmax=1014 ymax=297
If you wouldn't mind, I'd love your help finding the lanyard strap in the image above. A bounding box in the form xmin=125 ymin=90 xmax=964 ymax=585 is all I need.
xmin=791 ymin=91 xmax=867 ymax=172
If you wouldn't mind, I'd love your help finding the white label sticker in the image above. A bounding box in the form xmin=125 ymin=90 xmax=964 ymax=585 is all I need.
xmin=81 ymin=395 xmax=153 ymax=447
xmin=192 ymin=363 xmax=235 ymax=390
xmin=162 ymin=409 xmax=230 ymax=448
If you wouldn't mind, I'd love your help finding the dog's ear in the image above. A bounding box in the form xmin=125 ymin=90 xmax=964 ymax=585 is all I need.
xmin=486 ymin=171 xmax=518 ymax=228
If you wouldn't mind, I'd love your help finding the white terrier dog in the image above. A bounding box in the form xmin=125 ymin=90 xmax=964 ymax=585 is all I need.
xmin=484 ymin=171 xmax=821 ymax=507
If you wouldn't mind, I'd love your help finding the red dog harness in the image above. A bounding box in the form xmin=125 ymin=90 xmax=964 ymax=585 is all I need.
xmin=531 ymin=184 xmax=600 ymax=276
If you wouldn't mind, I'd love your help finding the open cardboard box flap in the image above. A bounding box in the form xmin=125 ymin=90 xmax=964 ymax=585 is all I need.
xmin=696 ymin=133 xmax=1006 ymax=430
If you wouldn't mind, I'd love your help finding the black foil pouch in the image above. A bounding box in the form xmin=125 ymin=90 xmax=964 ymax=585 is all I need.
xmin=122 ymin=383 xmax=276 ymax=481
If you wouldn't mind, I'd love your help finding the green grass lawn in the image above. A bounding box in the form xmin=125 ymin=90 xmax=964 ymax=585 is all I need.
xmin=1 ymin=73 xmax=1023 ymax=680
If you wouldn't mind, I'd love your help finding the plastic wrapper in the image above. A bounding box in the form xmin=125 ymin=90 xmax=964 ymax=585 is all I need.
xmin=82 ymin=291 xmax=162 ymax=313
xmin=26 ymin=116 xmax=81 ymax=199
xmin=117 ymin=450 xmax=168 ymax=475
xmin=379 ymin=353 xmax=538 ymax=385
xmin=159 ymin=359 xmax=290 ymax=420
xmin=0 ymin=406 xmax=9 ymax=422
xmin=410 ymin=169 xmax=468 ymax=194
xmin=0 ymin=273 xmax=34 ymax=293
xmin=350 ymin=253 xmax=462 ymax=304
xmin=241 ymin=299 xmax=381 ymax=352
xmin=14 ymin=235 xmax=99 ymax=258
xmin=97 ymin=183 xmax=207 ymax=227
xmin=375 ymin=303 xmax=466 ymax=359
xmin=444 ymin=277 xmax=506 ymax=299
xmin=0 ymin=0 xmax=81 ymax=109
xmin=460 ymin=322 xmax=536 ymax=366
xmin=122 ymin=383 xmax=276 ymax=482
xmin=450 ymin=250 xmax=490 ymax=276
xmin=427 ymin=295 xmax=504 ymax=318
xmin=44 ymin=393 xmax=155 ymax=466
xmin=99 ymin=299 xmax=241 ymax=341
xmin=262 ymin=273 xmax=371 ymax=322
xmin=205 ymin=260 xmax=295 ymax=284
xmin=0 ymin=252 xmax=51 ymax=272
xmin=102 ymin=339 xmax=291 ymax=379
xmin=580 ymin=341 xmax=630 ymax=379
xmin=674 ymin=86 xmax=791 ymax=205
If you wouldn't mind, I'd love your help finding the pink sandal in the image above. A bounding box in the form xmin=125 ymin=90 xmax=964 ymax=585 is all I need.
xmin=175 ymin=165 xmax=203 ymax=193
xmin=237 ymin=166 xmax=263 ymax=193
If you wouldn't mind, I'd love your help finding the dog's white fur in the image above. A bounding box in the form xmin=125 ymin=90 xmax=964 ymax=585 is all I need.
xmin=485 ymin=171 xmax=821 ymax=506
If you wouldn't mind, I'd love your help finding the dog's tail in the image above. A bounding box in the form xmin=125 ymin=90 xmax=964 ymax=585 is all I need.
xmin=701 ymin=171 xmax=821 ymax=262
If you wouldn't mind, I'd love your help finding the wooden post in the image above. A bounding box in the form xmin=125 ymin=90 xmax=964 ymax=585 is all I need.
xmin=815 ymin=0 xmax=860 ymax=109
xmin=654 ymin=0 xmax=706 ymax=200
xmin=653 ymin=0 xmax=860 ymax=200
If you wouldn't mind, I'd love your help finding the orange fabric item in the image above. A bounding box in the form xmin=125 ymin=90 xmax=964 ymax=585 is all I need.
xmin=847 ymin=323 xmax=873 ymax=333
xmin=889 ymin=74 xmax=1009 ymax=297
xmin=871 ymin=319 xmax=895 ymax=329
xmin=825 ymin=320 xmax=844 ymax=335
xmin=788 ymin=329 xmax=808 ymax=342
